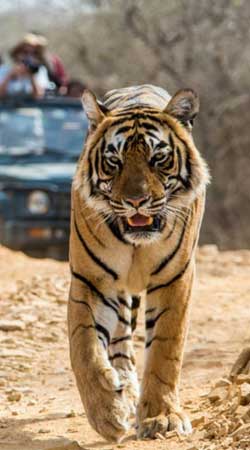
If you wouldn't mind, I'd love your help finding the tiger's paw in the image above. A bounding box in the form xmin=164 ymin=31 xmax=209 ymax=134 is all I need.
xmin=137 ymin=412 xmax=192 ymax=439
xmin=83 ymin=366 xmax=131 ymax=442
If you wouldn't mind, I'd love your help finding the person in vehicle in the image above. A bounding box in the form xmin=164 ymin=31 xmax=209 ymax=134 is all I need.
xmin=0 ymin=35 xmax=51 ymax=98
xmin=26 ymin=31 xmax=68 ymax=89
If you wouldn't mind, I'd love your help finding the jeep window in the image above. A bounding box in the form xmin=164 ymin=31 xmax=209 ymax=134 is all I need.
xmin=0 ymin=106 xmax=86 ymax=163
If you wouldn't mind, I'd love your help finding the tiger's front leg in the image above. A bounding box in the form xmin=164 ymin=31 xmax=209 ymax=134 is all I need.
xmin=137 ymin=266 xmax=194 ymax=439
xmin=68 ymin=278 xmax=130 ymax=442
xmin=109 ymin=295 xmax=141 ymax=416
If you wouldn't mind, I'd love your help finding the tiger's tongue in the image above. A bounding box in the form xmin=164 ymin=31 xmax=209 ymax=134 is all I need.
xmin=127 ymin=214 xmax=153 ymax=227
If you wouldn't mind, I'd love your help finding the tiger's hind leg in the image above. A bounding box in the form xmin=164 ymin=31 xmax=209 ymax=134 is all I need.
xmin=109 ymin=295 xmax=141 ymax=418
xmin=137 ymin=268 xmax=194 ymax=439
xmin=68 ymin=279 xmax=131 ymax=442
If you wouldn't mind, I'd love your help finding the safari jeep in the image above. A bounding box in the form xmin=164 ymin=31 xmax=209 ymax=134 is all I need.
xmin=0 ymin=96 xmax=88 ymax=259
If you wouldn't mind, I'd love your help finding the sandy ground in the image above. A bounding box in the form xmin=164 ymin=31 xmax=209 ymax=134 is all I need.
xmin=0 ymin=244 xmax=250 ymax=450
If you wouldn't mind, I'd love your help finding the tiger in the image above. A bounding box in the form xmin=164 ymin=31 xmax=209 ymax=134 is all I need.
xmin=68 ymin=84 xmax=209 ymax=442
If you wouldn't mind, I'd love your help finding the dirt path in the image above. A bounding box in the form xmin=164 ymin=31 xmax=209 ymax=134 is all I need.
xmin=0 ymin=244 xmax=250 ymax=450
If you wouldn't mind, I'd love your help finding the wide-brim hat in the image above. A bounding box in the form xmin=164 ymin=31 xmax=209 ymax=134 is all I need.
xmin=10 ymin=33 xmax=48 ymax=57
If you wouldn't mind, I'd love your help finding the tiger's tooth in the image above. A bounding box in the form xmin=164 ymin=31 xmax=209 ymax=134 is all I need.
xmin=146 ymin=216 xmax=153 ymax=225
xmin=127 ymin=217 xmax=134 ymax=226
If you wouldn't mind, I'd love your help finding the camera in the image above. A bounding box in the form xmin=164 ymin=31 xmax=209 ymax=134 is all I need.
xmin=22 ymin=56 xmax=40 ymax=74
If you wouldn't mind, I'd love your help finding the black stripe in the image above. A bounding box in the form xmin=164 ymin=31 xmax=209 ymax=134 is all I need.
xmin=108 ymin=112 xmax=162 ymax=128
xmin=176 ymin=146 xmax=182 ymax=173
xmin=146 ymin=307 xmax=156 ymax=315
xmin=70 ymin=268 xmax=118 ymax=314
xmin=151 ymin=220 xmax=187 ymax=276
xmin=131 ymin=316 xmax=137 ymax=332
xmin=115 ymin=126 xmax=132 ymax=135
xmin=106 ymin=220 xmax=129 ymax=244
xmin=147 ymin=259 xmax=191 ymax=294
xmin=169 ymin=133 xmax=175 ymax=149
xmin=164 ymin=117 xmax=189 ymax=147
xmin=146 ymin=335 xmax=177 ymax=349
xmin=118 ymin=315 xmax=131 ymax=326
xmin=108 ymin=117 xmax=132 ymax=127
xmin=96 ymin=323 xmax=111 ymax=345
xmin=87 ymin=152 xmax=94 ymax=196
xmin=146 ymin=307 xmax=169 ymax=329
xmin=140 ymin=122 xmax=159 ymax=132
xmin=118 ymin=297 xmax=131 ymax=309
xmin=98 ymin=335 xmax=106 ymax=348
xmin=100 ymin=137 xmax=106 ymax=154
xmin=176 ymin=146 xmax=191 ymax=190
xmin=70 ymin=324 xmax=95 ymax=340
xmin=69 ymin=301 xmax=110 ymax=345
xmin=111 ymin=106 xmax=159 ymax=117
xmin=74 ymin=217 xmax=118 ymax=280
xmin=111 ymin=335 xmax=132 ymax=344
xmin=156 ymin=140 xmax=168 ymax=150
xmin=132 ymin=296 xmax=141 ymax=309
xmin=69 ymin=297 xmax=95 ymax=318
xmin=144 ymin=131 xmax=158 ymax=139
xmin=94 ymin=147 xmax=100 ymax=176
xmin=109 ymin=353 xmax=131 ymax=361
xmin=70 ymin=269 xmax=130 ymax=326
xmin=136 ymin=114 xmax=163 ymax=125
xmin=164 ymin=216 xmax=177 ymax=241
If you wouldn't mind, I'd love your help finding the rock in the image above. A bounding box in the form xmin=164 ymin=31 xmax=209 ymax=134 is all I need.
xmin=230 ymin=347 xmax=250 ymax=378
xmin=46 ymin=439 xmax=84 ymax=450
xmin=7 ymin=392 xmax=21 ymax=402
xmin=66 ymin=410 xmax=77 ymax=418
xmin=0 ymin=320 xmax=25 ymax=331
xmin=242 ymin=407 xmax=250 ymax=423
xmin=214 ymin=377 xmax=231 ymax=388
xmin=155 ymin=432 xmax=165 ymax=440
xmin=234 ymin=374 xmax=250 ymax=385
xmin=191 ymin=414 xmax=206 ymax=427
xmin=240 ymin=383 xmax=250 ymax=405
xmin=208 ymin=386 xmax=228 ymax=403
xmin=231 ymin=423 xmax=250 ymax=440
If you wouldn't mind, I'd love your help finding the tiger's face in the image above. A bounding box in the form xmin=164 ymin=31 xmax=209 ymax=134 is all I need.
xmin=75 ymin=88 xmax=209 ymax=245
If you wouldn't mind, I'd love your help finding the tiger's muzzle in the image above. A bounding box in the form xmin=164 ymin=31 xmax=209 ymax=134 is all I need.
xmin=110 ymin=194 xmax=166 ymax=243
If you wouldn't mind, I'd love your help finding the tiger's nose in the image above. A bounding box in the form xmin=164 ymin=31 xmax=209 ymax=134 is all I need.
xmin=124 ymin=195 xmax=150 ymax=208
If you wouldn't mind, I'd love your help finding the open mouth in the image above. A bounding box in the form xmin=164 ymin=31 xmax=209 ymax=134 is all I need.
xmin=122 ymin=213 xmax=162 ymax=233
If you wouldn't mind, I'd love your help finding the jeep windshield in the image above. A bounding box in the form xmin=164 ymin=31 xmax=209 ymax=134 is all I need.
xmin=0 ymin=103 xmax=87 ymax=163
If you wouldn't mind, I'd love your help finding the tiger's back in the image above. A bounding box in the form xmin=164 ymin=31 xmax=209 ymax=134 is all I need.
xmin=103 ymin=84 xmax=171 ymax=111
xmin=68 ymin=84 xmax=209 ymax=442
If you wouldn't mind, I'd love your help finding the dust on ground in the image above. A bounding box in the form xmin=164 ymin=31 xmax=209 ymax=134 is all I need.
xmin=0 ymin=244 xmax=250 ymax=450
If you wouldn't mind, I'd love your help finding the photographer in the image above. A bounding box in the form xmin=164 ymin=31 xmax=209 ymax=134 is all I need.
xmin=26 ymin=32 xmax=68 ymax=89
xmin=0 ymin=36 xmax=51 ymax=98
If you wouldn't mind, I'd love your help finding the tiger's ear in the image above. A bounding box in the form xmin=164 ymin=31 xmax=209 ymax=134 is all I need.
xmin=164 ymin=89 xmax=199 ymax=128
xmin=82 ymin=89 xmax=109 ymax=131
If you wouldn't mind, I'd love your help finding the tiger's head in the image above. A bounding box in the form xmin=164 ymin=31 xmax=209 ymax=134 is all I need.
xmin=74 ymin=87 xmax=209 ymax=245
